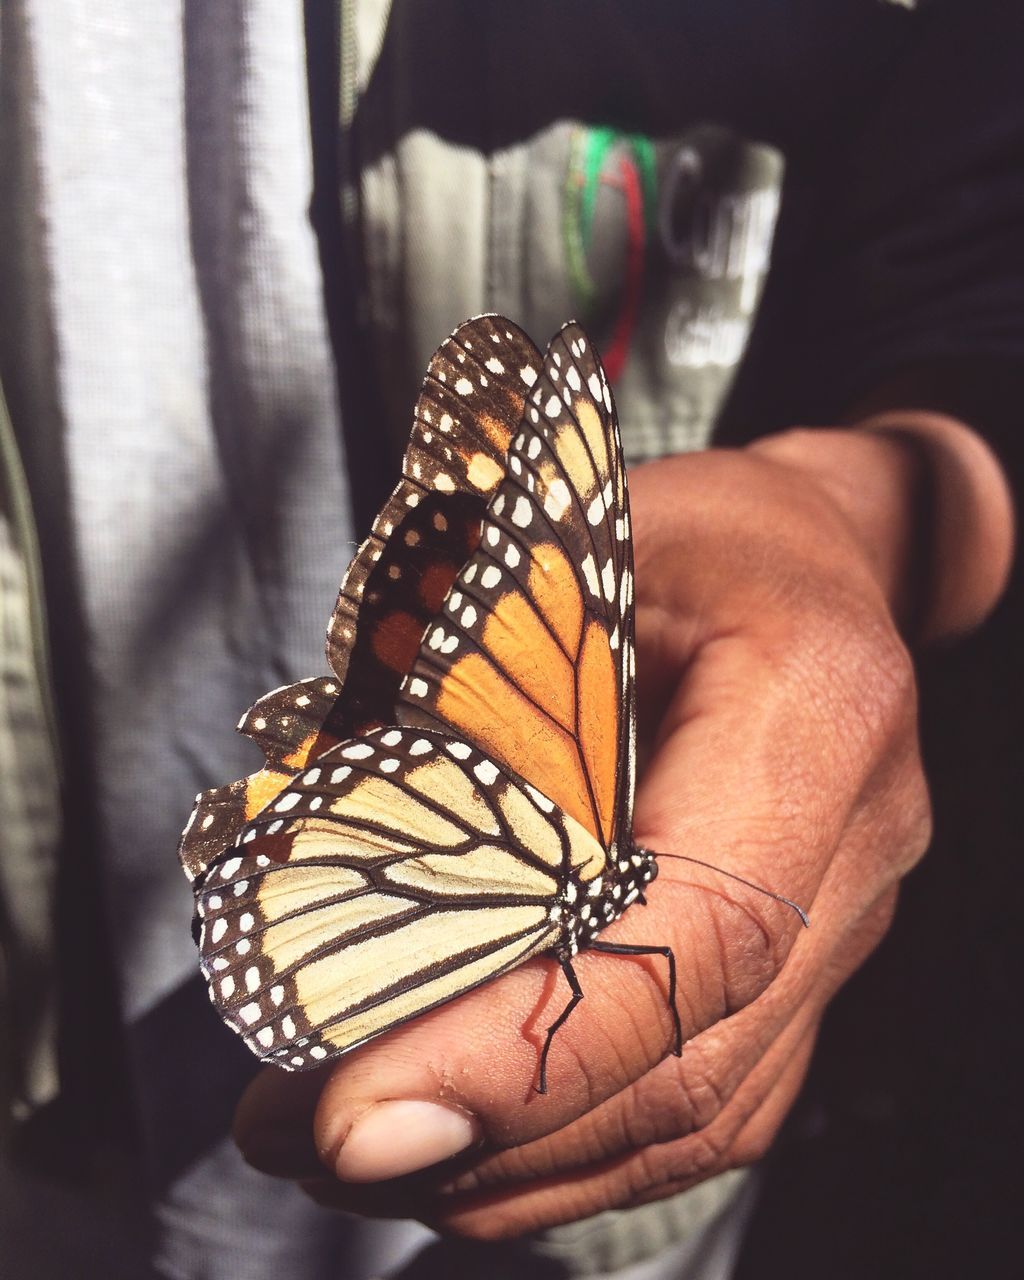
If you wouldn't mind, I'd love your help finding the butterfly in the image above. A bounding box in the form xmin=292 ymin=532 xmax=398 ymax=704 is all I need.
xmin=179 ymin=316 xmax=804 ymax=1092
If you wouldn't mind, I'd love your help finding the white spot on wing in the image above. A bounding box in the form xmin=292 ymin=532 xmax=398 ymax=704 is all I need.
xmin=511 ymin=496 xmax=532 ymax=528
xmin=526 ymin=784 xmax=555 ymax=813
xmin=581 ymin=554 xmax=600 ymax=598
xmin=474 ymin=760 xmax=499 ymax=786
xmin=602 ymin=558 xmax=616 ymax=601
xmin=544 ymin=478 xmax=571 ymax=521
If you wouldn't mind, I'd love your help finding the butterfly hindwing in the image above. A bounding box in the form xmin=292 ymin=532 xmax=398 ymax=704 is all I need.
xmin=195 ymin=726 xmax=606 ymax=1067
xmin=397 ymin=323 xmax=636 ymax=852
xmin=179 ymin=676 xmax=349 ymax=882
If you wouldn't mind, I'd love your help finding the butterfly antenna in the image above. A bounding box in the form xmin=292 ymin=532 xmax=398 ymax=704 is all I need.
xmin=638 ymin=848 xmax=810 ymax=928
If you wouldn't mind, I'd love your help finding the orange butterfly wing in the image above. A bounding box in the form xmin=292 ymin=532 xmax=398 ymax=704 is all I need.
xmin=397 ymin=322 xmax=636 ymax=853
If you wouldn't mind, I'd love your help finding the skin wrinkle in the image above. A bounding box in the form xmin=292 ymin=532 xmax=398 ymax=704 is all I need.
xmin=435 ymin=952 xmax=859 ymax=1236
xmin=430 ymin=881 xmax=901 ymax=1209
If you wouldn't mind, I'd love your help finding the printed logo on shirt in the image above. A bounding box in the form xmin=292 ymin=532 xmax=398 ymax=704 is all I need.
xmin=563 ymin=124 xmax=782 ymax=459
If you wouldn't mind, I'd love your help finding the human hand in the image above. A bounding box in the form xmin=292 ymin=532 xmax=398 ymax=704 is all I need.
xmin=234 ymin=414 xmax=1011 ymax=1239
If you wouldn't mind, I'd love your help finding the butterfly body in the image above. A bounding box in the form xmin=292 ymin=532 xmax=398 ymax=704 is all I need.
xmin=180 ymin=315 xmax=681 ymax=1089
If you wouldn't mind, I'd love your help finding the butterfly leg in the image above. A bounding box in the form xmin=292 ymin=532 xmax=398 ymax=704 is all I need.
xmin=537 ymin=960 xmax=585 ymax=1095
xmin=589 ymin=941 xmax=683 ymax=1057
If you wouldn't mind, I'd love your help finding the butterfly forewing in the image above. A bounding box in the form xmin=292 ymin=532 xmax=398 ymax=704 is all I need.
xmin=194 ymin=726 xmax=605 ymax=1067
xmin=397 ymin=322 xmax=636 ymax=853
xmin=325 ymin=316 xmax=543 ymax=721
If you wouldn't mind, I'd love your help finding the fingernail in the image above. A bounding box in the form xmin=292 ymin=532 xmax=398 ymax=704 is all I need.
xmin=330 ymin=1100 xmax=480 ymax=1182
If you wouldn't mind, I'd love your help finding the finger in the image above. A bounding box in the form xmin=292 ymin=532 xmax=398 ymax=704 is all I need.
xmin=429 ymin=881 xmax=896 ymax=1201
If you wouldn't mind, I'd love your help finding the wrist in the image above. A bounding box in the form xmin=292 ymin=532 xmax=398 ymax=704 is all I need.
xmin=749 ymin=415 xmax=1014 ymax=643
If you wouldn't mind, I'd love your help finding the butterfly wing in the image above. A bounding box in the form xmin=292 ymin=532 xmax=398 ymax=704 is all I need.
xmin=194 ymin=726 xmax=605 ymax=1068
xmin=397 ymin=323 xmax=637 ymax=855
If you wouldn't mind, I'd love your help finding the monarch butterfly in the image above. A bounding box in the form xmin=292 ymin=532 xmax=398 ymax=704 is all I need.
xmin=179 ymin=316 xmax=804 ymax=1092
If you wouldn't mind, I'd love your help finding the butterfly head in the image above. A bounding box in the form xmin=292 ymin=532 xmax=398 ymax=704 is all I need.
xmin=552 ymin=844 xmax=657 ymax=961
